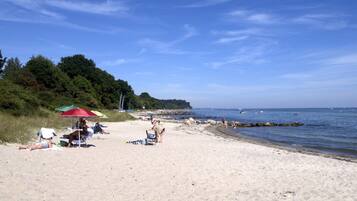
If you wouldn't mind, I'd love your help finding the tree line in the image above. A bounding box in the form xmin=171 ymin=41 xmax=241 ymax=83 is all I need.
xmin=0 ymin=50 xmax=191 ymax=116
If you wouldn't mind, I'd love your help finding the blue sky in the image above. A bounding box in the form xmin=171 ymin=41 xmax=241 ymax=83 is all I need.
xmin=1 ymin=0 xmax=357 ymax=108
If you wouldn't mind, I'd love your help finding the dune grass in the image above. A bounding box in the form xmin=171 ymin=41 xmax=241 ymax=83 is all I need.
xmin=99 ymin=110 xmax=136 ymax=122
xmin=0 ymin=109 xmax=135 ymax=144
xmin=0 ymin=111 xmax=72 ymax=144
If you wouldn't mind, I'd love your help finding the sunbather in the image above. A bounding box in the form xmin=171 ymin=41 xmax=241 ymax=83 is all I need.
xmin=19 ymin=139 xmax=53 ymax=151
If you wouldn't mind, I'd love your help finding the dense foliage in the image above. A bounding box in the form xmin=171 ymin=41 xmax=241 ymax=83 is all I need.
xmin=0 ymin=51 xmax=191 ymax=116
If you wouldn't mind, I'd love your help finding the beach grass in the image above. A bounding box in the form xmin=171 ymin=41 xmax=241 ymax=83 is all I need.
xmin=99 ymin=110 xmax=136 ymax=122
xmin=0 ymin=109 xmax=135 ymax=144
xmin=0 ymin=110 xmax=72 ymax=144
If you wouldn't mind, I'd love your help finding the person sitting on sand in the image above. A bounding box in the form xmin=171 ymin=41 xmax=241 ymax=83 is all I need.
xmin=93 ymin=122 xmax=109 ymax=134
xmin=65 ymin=118 xmax=89 ymax=146
xmin=148 ymin=120 xmax=166 ymax=143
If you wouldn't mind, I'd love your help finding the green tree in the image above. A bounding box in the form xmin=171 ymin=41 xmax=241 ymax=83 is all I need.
xmin=3 ymin=57 xmax=22 ymax=81
xmin=25 ymin=55 xmax=77 ymax=97
xmin=0 ymin=50 xmax=7 ymax=76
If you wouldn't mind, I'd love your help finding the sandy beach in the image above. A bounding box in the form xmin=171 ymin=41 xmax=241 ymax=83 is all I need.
xmin=1 ymin=120 xmax=357 ymax=201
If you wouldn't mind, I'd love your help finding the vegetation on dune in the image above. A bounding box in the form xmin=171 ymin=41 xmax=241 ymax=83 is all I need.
xmin=0 ymin=111 xmax=73 ymax=144
xmin=0 ymin=51 xmax=191 ymax=116
xmin=0 ymin=50 xmax=190 ymax=143
xmin=100 ymin=110 xmax=136 ymax=122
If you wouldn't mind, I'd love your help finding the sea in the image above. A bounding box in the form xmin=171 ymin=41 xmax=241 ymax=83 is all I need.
xmin=184 ymin=108 xmax=357 ymax=158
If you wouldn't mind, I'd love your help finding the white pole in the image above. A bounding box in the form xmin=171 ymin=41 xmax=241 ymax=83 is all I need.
xmin=121 ymin=95 xmax=125 ymax=111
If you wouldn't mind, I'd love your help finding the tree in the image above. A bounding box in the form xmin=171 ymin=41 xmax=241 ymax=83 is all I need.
xmin=3 ymin=57 xmax=22 ymax=81
xmin=0 ymin=50 xmax=7 ymax=76
xmin=25 ymin=55 xmax=76 ymax=97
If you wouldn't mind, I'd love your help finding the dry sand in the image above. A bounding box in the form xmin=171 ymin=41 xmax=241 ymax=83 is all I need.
xmin=1 ymin=120 xmax=357 ymax=201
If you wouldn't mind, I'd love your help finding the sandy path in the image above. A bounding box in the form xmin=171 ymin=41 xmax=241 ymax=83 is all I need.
xmin=1 ymin=120 xmax=357 ymax=201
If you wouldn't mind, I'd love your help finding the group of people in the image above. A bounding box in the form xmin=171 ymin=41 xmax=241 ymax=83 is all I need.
xmin=19 ymin=118 xmax=110 ymax=150
xmin=19 ymin=116 xmax=167 ymax=150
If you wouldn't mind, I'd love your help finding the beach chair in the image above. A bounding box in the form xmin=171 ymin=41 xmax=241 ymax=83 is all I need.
xmin=59 ymin=128 xmax=93 ymax=147
xmin=145 ymin=131 xmax=156 ymax=145
xmin=37 ymin=128 xmax=56 ymax=142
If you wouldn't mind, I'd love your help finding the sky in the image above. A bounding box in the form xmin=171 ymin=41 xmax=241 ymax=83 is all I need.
xmin=1 ymin=0 xmax=357 ymax=108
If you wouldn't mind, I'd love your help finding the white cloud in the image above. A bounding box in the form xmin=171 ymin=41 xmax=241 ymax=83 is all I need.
xmin=212 ymin=28 xmax=265 ymax=36
xmin=183 ymin=24 xmax=199 ymax=39
xmin=179 ymin=0 xmax=231 ymax=8
xmin=134 ymin=71 xmax=155 ymax=76
xmin=102 ymin=58 xmax=127 ymax=67
xmin=322 ymin=53 xmax=357 ymax=66
xmin=281 ymin=73 xmax=312 ymax=79
xmin=209 ymin=44 xmax=270 ymax=69
xmin=212 ymin=28 xmax=272 ymax=44
xmin=44 ymin=0 xmax=128 ymax=15
xmin=0 ymin=0 xmax=125 ymax=33
xmin=292 ymin=14 xmax=349 ymax=30
xmin=138 ymin=24 xmax=199 ymax=55
xmin=228 ymin=9 xmax=279 ymax=25
xmin=215 ymin=36 xmax=249 ymax=44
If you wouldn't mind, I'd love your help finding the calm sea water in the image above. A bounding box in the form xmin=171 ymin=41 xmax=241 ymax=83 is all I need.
xmin=190 ymin=108 xmax=357 ymax=158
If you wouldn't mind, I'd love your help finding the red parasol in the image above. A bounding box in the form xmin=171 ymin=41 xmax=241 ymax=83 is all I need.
xmin=61 ymin=108 xmax=97 ymax=118
xmin=60 ymin=108 xmax=97 ymax=148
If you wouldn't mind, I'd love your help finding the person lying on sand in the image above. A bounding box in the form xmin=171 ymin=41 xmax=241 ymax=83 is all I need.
xmin=19 ymin=139 xmax=54 ymax=151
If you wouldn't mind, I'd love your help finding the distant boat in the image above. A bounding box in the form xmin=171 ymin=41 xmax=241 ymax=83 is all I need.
xmin=240 ymin=110 xmax=246 ymax=114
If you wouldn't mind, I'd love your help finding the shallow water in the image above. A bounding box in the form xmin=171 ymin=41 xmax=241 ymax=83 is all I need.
xmin=191 ymin=108 xmax=357 ymax=158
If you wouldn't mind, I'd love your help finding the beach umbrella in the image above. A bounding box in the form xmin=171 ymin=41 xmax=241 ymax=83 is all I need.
xmin=61 ymin=108 xmax=97 ymax=118
xmin=91 ymin=110 xmax=108 ymax=118
xmin=61 ymin=108 xmax=97 ymax=147
xmin=55 ymin=105 xmax=78 ymax=112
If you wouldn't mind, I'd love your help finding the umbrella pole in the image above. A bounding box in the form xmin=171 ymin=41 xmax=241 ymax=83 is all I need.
xmin=78 ymin=118 xmax=81 ymax=148
xmin=78 ymin=130 xmax=81 ymax=148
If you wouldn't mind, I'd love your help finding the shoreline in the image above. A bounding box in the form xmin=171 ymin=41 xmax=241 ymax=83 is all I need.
xmin=207 ymin=125 xmax=357 ymax=163
xmin=1 ymin=120 xmax=357 ymax=200
xmin=134 ymin=109 xmax=357 ymax=162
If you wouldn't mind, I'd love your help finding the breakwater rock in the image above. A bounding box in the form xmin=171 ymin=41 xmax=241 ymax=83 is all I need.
xmin=229 ymin=121 xmax=304 ymax=128
xmin=184 ymin=118 xmax=304 ymax=128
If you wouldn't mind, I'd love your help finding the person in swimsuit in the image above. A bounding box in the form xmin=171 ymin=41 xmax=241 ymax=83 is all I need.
xmin=18 ymin=139 xmax=53 ymax=151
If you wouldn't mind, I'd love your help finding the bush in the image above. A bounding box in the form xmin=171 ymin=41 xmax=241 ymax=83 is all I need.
xmin=0 ymin=80 xmax=40 ymax=116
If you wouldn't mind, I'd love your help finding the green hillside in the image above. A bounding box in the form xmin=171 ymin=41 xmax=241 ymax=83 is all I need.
xmin=0 ymin=51 xmax=191 ymax=116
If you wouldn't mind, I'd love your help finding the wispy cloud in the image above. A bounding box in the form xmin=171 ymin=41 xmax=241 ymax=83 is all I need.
xmin=209 ymin=43 xmax=273 ymax=69
xmin=138 ymin=24 xmax=199 ymax=55
xmin=45 ymin=0 xmax=128 ymax=15
xmin=211 ymin=28 xmax=270 ymax=44
xmin=292 ymin=14 xmax=349 ymax=30
xmin=0 ymin=0 xmax=126 ymax=34
xmin=6 ymin=0 xmax=128 ymax=16
xmin=280 ymin=73 xmax=312 ymax=79
xmin=102 ymin=58 xmax=128 ymax=67
xmin=321 ymin=53 xmax=357 ymax=66
xmin=214 ymin=36 xmax=249 ymax=44
xmin=228 ymin=9 xmax=280 ymax=25
xmin=179 ymin=0 xmax=231 ymax=8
